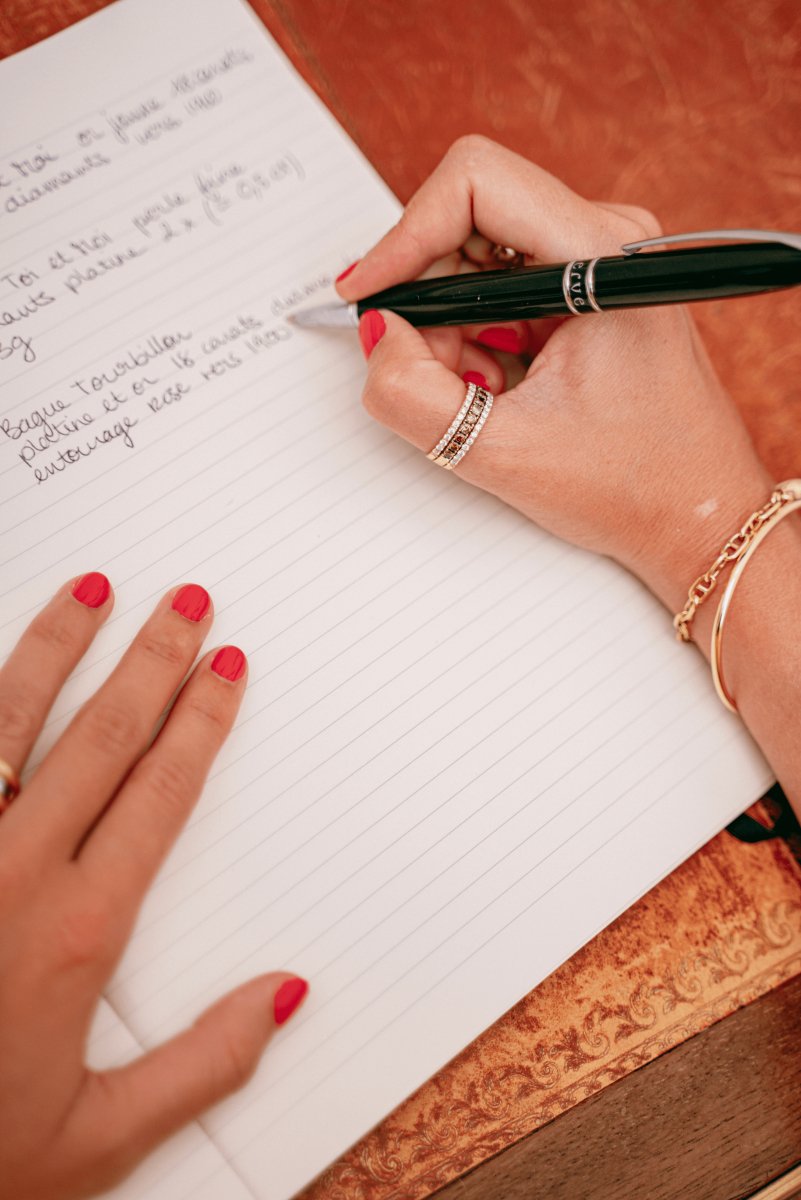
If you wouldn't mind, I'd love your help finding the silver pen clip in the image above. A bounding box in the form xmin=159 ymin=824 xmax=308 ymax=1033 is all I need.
xmin=621 ymin=228 xmax=801 ymax=254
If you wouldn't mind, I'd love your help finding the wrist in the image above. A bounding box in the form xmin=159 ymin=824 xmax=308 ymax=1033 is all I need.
xmin=625 ymin=456 xmax=775 ymax=630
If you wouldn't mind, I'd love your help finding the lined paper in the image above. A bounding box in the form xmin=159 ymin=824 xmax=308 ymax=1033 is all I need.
xmin=0 ymin=2 xmax=772 ymax=1197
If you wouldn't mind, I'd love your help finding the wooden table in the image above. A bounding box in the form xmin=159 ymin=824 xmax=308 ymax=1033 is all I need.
xmin=4 ymin=1 xmax=801 ymax=1196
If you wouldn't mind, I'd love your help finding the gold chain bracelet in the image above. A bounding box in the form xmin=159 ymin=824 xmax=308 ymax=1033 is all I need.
xmin=710 ymin=480 xmax=801 ymax=711
xmin=673 ymin=482 xmax=801 ymax=642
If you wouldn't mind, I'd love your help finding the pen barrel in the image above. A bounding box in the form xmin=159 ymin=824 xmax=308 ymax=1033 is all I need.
xmin=358 ymin=243 xmax=801 ymax=327
xmin=361 ymin=266 xmax=567 ymax=326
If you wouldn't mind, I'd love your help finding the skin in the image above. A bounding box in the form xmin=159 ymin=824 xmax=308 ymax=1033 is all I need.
xmin=0 ymin=582 xmax=304 ymax=1200
xmin=1 ymin=134 xmax=798 ymax=1198
xmin=337 ymin=135 xmax=801 ymax=818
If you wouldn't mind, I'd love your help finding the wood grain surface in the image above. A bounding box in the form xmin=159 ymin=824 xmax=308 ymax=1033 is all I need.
xmin=437 ymin=974 xmax=801 ymax=1200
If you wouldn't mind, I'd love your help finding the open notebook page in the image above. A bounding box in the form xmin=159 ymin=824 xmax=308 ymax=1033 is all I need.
xmin=0 ymin=1 xmax=772 ymax=1197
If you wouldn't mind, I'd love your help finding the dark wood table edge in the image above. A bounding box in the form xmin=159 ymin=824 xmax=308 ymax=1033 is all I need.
xmin=431 ymin=972 xmax=801 ymax=1200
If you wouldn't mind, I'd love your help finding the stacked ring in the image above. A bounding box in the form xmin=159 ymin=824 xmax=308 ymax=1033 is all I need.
xmin=426 ymin=382 xmax=494 ymax=471
xmin=0 ymin=755 xmax=20 ymax=815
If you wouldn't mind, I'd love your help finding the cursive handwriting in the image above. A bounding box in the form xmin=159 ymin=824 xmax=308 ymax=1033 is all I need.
xmin=69 ymin=332 xmax=193 ymax=396
xmin=28 ymin=416 xmax=138 ymax=483
xmin=171 ymin=49 xmax=253 ymax=95
xmin=1 ymin=152 xmax=110 ymax=216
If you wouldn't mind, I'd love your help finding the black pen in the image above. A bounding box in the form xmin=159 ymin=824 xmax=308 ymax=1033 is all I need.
xmin=289 ymin=229 xmax=801 ymax=329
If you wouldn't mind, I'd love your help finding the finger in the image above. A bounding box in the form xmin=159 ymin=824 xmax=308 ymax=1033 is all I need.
xmin=335 ymin=135 xmax=630 ymax=300
xmin=359 ymin=309 xmax=527 ymax=497
xmin=592 ymin=200 xmax=662 ymax=240
xmin=77 ymin=974 xmax=308 ymax=1174
xmin=417 ymin=324 xmax=464 ymax=373
xmin=461 ymin=231 xmax=501 ymax=267
xmin=80 ymin=645 xmax=247 ymax=915
xmin=417 ymin=330 xmax=506 ymax=396
xmin=0 ymin=573 xmax=113 ymax=783
xmin=457 ymin=348 xmax=505 ymax=395
xmin=24 ymin=583 xmax=214 ymax=858
xmin=417 ymin=250 xmax=465 ymax=279
xmin=523 ymin=315 xmax=569 ymax=357
xmin=462 ymin=319 xmax=531 ymax=357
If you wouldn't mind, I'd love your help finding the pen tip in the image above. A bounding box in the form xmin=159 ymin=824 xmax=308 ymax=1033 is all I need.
xmin=288 ymin=301 xmax=359 ymax=329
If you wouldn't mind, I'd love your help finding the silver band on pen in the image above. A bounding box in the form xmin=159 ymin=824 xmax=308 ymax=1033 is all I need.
xmin=562 ymin=258 xmax=603 ymax=315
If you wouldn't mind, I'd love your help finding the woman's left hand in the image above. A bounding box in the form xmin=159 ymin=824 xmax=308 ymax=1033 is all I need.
xmin=0 ymin=574 xmax=306 ymax=1200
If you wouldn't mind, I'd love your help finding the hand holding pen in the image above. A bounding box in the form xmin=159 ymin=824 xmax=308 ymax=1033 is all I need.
xmin=292 ymin=136 xmax=801 ymax=821
xmin=297 ymin=134 xmax=778 ymax=601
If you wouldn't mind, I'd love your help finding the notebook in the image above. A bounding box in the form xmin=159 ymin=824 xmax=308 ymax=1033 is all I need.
xmin=0 ymin=1 xmax=773 ymax=1196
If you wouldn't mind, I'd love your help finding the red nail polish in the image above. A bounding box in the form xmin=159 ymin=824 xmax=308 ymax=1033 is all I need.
xmin=274 ymin=976 xmax=308 ymax=1025
xmin=72 ymin=572 xmax=110 ymax=609
xmin=475 ymin=327 xmax=525 ymax=354
xmin=358 ymin=309 xmax=385 ymax=359
xmin=171 ymin=583 xmax=211 ymax=622
xmin=335 ymin=260 xmax=359 ymax=283
xmin=461 ymin=370 xmax=488 ymax=389
xmin=211 ymin=645 xmax=247 ymax=682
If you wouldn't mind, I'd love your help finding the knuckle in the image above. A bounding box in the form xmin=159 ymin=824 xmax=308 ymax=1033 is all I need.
xmin=395 ymin=211 xmax=428 ymax=258
xmin=183 ymin=692 xmax=230 ymax=737
xmin=449 ymin=133 xmax=492 ymax=167
xmin=77 ymin=700 xmax=141 ymax=757
xmin=137 ymin=631 xmax=187 ymax=670
xmin=28 ymin=609 xmax=83 ymax=656
xmin=136 ymin=755 xmax=196 ymax=817
xmin=0 ymin=690 xmax=39 ymax=746
xmin=218 ymin=1027 xmax=257 ymax=1089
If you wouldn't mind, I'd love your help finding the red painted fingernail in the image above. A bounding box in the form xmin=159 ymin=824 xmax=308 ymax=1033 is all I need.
xmin=336 ymin=260 xmax=359 ymax=283
xmin=211 ymin=645 xmax=247 ymax=682
xmin=72 ymin=572 xmax=110 ymax=609
xmin=274 ymin=976 xmax=309 ymax=1025
xmin=358 ymin=309 xmax=386 ymax=359
xmin=476 ymin=327 xmax=526 ymax=353
xmin=461 ymin=370 xmax=488 ymax=389
xmin=171 ymin=583 xmax=211 ymax=622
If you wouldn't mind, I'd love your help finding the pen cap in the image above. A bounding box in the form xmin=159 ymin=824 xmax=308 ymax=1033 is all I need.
xmin=592 ymin=242 xmax=801 ymax=309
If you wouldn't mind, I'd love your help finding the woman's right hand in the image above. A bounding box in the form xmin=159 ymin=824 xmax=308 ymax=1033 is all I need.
xmin=337 ymin=135 xmax=801 ymax=818
xmin=335 ymin=135 xmax=772 ymax=619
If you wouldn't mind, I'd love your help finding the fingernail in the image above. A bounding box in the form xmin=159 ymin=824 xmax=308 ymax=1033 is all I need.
xmin=476 ymin=327 xmax=526 ymax=353
xmin=72 ymin=572 xmax=110 ymax=609
xmin=461 ymin=370 xmax=488 ymax=389
xmin=171 ymin=583 xmax=211 ymax=622
xmin=211 ymin=645 xmax=247 ymax=682
xmin=336 ymin=260 xmax=359 ymax=283
xmin=274 ymin=976 xmax=309 ymax=1025
xmin=358 ymin=309 xmax=386 ymax=359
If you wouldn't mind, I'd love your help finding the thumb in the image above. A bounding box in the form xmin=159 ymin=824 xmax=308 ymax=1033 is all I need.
xmin=358 ymin=308 xmax=517 ymax=492
xmin=79 ymin=973 xmax=308 ymax=1173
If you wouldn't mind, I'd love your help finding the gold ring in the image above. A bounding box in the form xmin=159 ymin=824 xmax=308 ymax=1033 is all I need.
xmin=491 ymin=243 xmax=525 ymax=267
xmin=0 ymin=755 xmax=21 ymax=815
xmin=426 ymin=382 xmax=494 ymax=471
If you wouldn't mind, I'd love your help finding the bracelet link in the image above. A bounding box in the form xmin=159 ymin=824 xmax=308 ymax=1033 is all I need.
xmin=673 ymin=479 xmax=801 ymax=712
xmin=673 ymin=483 xmax=801 ymax=643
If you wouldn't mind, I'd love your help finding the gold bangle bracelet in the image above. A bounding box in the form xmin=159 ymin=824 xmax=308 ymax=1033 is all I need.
xmin=711 ymin=480 xmax=801 ymax=712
